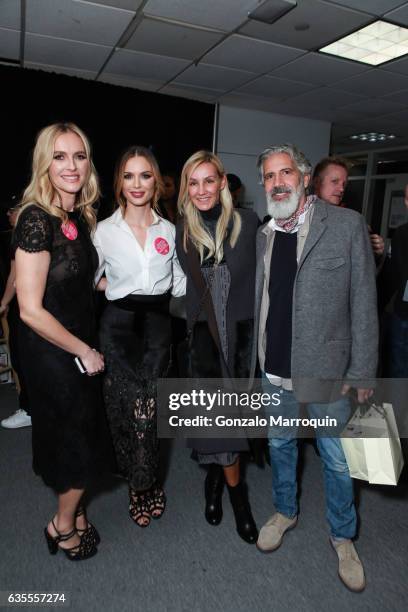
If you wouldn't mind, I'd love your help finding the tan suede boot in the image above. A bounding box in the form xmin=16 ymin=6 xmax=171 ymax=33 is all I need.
xmin=331 ymin=539 xmax=366 ymax=592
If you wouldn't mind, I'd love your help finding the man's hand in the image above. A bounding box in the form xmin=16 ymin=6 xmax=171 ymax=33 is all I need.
xmin=341 ymin=384 xmax=373 ymax=404
xmin=367 ymin=226 xmax=384 ymax=256
xmin=370 ymin=233 xmax=384 ymax=257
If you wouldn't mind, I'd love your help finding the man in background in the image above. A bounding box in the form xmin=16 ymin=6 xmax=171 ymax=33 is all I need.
xmin=227 ymin=173 xmax=243 ymax=207
xmin=1 ymin=201 xmax=32 ymax=429
xmin=312 ymin=156 xmax=384 ymax=258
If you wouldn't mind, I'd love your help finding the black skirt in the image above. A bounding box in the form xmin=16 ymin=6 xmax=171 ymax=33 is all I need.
xmin=99 ymin=293 xmax=171 ymax=491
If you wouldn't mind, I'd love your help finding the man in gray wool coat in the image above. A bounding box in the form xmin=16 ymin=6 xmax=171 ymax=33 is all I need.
xmin=251 ymin=143 xmax=378 ymax=593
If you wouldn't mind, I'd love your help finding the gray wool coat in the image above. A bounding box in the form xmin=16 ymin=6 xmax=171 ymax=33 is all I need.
xmin=250 ymin=198 xmax=379 ymax=402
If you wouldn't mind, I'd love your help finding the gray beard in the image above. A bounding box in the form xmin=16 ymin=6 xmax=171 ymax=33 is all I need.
xmin=266 ymin=184 xmax=304 ymax=220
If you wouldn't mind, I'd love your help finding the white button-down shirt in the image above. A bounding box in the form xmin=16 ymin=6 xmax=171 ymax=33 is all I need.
xmin=93 ymin=208 xmax=186 ymax=301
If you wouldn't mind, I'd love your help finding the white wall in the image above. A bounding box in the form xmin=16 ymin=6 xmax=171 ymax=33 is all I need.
xmin=216 ymin=105 xmax=331 ymax=219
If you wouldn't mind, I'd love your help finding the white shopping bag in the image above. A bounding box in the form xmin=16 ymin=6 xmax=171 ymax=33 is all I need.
xmin=341 ymin=403 xmax=404 ymax=485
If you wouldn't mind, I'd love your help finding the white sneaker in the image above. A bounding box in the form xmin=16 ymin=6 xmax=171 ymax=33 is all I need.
xmin=1 ymin=409 xmax=32 ymax=429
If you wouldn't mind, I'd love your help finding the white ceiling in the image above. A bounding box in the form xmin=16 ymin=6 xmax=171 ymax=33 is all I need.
xmin=1 ymin=0 xmax=408 ymax=151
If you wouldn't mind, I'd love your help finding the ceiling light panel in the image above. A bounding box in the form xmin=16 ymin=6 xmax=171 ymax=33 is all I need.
xmin=320 ymin=20 xmax=408 ymax=65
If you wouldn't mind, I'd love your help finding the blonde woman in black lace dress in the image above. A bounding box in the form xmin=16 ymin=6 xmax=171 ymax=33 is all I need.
xmin=14 ymin=123 xmax=112 ymax=561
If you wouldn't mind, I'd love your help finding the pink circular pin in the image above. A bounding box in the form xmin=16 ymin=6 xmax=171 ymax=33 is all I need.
xmin=61 ymin=221 xmax=78 ymax=241
xmin=154 ymin=237 xmax=170 ymax=255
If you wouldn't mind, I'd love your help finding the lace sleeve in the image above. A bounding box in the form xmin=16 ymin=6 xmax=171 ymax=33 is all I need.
xmin=13 ymin=205 xmax=53 ymax=253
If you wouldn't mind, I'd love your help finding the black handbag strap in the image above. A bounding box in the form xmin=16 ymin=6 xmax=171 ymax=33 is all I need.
xmin=185 ymin=237 xmax=232 ymax=378
xmin=185 ymin=253 xmax=216 ymax=340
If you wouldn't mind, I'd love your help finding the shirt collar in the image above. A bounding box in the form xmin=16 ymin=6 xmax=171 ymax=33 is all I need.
xmin=262 ymin=197 xmax=315 ymax=235
xmin=112 ymin=206 xmax=161 ymax=228
xmin=267 ymin=211 xmax=307 ymax=234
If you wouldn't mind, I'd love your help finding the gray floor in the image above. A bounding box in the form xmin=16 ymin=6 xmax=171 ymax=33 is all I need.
xmin=1 ymin=383 xmax=407 ymax=612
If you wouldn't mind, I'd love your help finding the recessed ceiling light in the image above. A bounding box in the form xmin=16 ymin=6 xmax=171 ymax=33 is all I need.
xmin=349 ymin=132 xmax=397 ymax=143
xmin=319 ymin=20 xmax=408 ymax=65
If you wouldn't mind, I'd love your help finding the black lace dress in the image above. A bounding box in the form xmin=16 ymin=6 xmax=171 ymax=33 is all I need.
xmin=13 ymin=205 xmax=113 ymax=493
xmin=99 ymin=294 xmax=171 ymax=492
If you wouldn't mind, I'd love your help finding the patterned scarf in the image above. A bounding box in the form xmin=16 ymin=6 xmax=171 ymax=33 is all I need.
xmin=274 ymin=194 xmax=316 ymax=233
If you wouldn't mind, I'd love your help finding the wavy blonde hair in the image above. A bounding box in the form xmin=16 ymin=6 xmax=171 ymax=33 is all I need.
xmin=18 ymin=122 xmax=99 ymax=230
xmin=114 ymin=146 xmax=164 ymax=216
xmin=178 ymin=151 xmax=241 ymax=263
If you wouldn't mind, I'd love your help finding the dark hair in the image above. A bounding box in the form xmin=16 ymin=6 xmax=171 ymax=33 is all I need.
xmin=227 ymin=173 xmax=242 ymax=192
xmin=312 ymin=156 xmax=350 ymax=181
xmin=114 ymin=145 xmax=164 ymax=213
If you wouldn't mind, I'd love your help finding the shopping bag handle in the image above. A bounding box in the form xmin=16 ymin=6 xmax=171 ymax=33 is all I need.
xmin=348 ymin=389 xmax=385 ymax=418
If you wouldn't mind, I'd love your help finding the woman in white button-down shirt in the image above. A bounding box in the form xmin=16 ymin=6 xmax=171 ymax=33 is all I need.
xmin=93 ymin=146 xmax=185 ymax=527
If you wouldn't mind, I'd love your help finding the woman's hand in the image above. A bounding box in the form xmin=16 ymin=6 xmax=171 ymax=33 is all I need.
xmin=80 ymin=347 xmax=105 ymax=376
xmin=0 ymin=304 xmax=8 ymax=317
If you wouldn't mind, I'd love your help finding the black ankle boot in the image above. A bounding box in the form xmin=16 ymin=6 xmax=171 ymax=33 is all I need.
xmin=204 ymin=464 xmax=224 ymax=525
xmin=227 ymin=481 xmax=258 ymax=544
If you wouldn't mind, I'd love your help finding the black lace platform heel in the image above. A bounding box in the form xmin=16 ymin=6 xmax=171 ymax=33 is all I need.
xmin=75 ymin=506 xmax=101 ymax=546
xmin=129 ymin=490 xmax=151 ymax=527
xmin=149 ymin=486 xmax=166 ymax=519
xmin=44 ymin=519 xmax=97 ymax=561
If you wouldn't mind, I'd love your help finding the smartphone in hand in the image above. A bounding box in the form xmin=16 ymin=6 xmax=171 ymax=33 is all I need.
xmin=74 ymin=356 xmax=87 ymax=374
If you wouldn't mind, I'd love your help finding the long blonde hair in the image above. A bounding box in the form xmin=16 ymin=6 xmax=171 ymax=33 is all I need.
xmin=19 ymin=122 xmax=99 ymax=229
xmin=113 ymin=146 xmax=164 ymax=216
xmin=178 ymin=151 xmax=241 ymax=263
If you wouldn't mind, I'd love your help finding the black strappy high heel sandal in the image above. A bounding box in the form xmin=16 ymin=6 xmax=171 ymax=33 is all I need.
xmin=44 ymin=519 xmax=97 ymax=561
xmin=149 ymin=486 xmax=166 ymax=520
xmin=75 ymin=506 xmax=101 ymax=546
xmin=129 ymin=490 xmax=151 ymax=527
